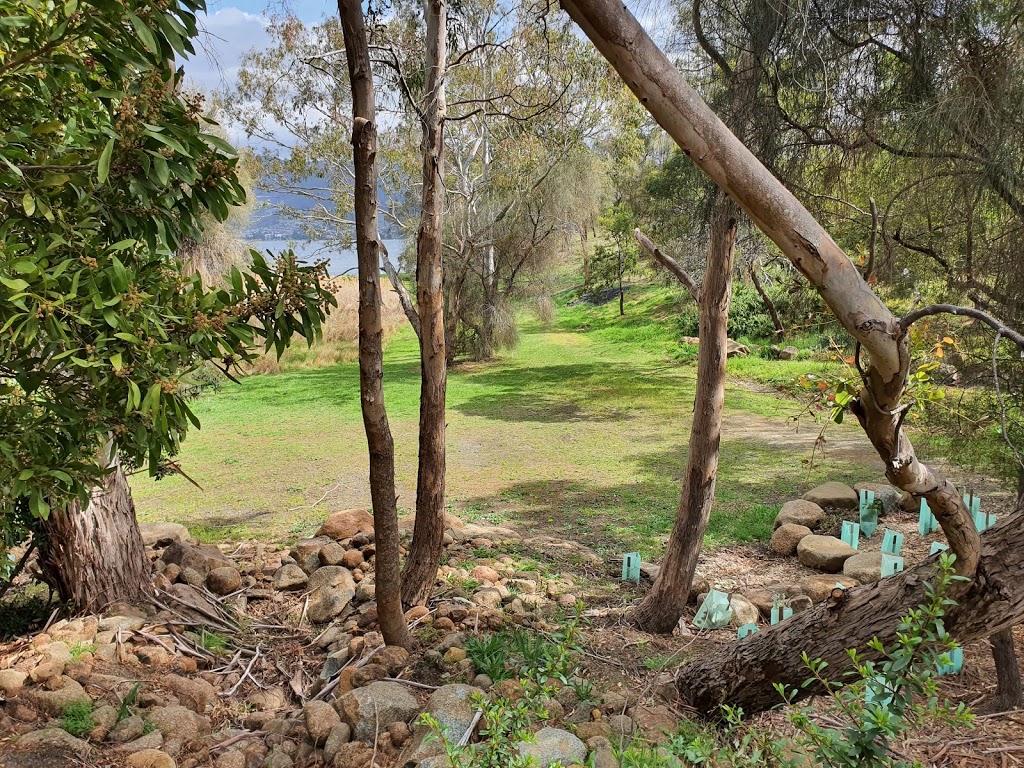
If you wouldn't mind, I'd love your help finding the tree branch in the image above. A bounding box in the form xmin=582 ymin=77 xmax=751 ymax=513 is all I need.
xmin=900 ymin=305 xmax=1024 ymax=352
xmin=379 ymin=242 xmax=421 ymax=339
xmin=633 ymin=229 xmax=700 ymax=300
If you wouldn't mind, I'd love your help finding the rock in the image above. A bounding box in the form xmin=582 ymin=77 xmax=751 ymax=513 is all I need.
xmin=471 ymin=588 xmax=503 ymax=609
xmin=161 ymin=541 xmax=232 ymax=578
xmin=728 ymin=595 xmax=759 ymax=627
xmin=517 ymin=727 xmax=587 ymax=767
xmin=109 ymin=714 xmax=146 ymax=743
xmin=388 ymin=721 xmax=410 ymax=747
xmin=726 ymin=339 xmax=750 ymax=357
xmin=162 ymin=674 xmax=217 ymax=713
xmin=350 ymin=664 xmax=388 ymax=688
xmin=575 ymin=722 xmax=611 ymax=741
xmin=589 ymin=735 xmax=619 ymax=768
xmin=629 ymin=705 xmax=677 ymax=743
xmin=317 ymin=509 xmax=374 ymax=540
xmin=304 ymin=701 xmax=341 ymax=745
xmin=798 ymin=575 xmax=859 ymax=602
xmin=797 ymin=534 xmax=857 ymax=572
xmin=162 ymin=583 xmax=225 ymax=625
xmin=115 ymin=731 xmax=164 ymax=754
xmin=216 ymin=751 xmax=247 ymax=768
xmin=0 ymin=669 xmax=28 ymax=696
xmin=470 ymin=565 xmax=500 ymax=583
xmin=442 ymin=647 xmax=466 ymax=664
xmin=24 ymin=676 xmax=91 ymax=716
xmin=340 ymin=549 xmax=364 ymax=569
xmin=843 ymin=551 xmax=884 ymax=584
xmin=319 ymin=542 xmax=347 ymax=566
xmin=322 ymin=723 xmax=352 ymax=764
xmin=11 ymin=727 xmax=90 ymax=755
xmin=306 ymin=566 xmax=356 ymax=624
xmin=334 ymin=681 xmax=420 ymax=743
xmin=139 ymin=523 xmax=191 ymax=547
xmin=607 ymin=714 xmax=635 ymax=736
xmin=273 ymin=564 xmax=308 ymax=591
xmin=98 ymin=615 xmax=147 ymax=633
xmin=206 ymin=567 xmax=242 ymax=596
xmin=291 ymin=537 xmax=332 ymax=574
xmin=146 ymin=705 xmax=210 ymax=741
xmin=770 ymin=523 xmax=812 ymax=555
xmin=126 ymin=749 xmax=176 ymax=768
xmin=396 ymin=684 xmax=481 ymax=767
xmin=774 ymin=500 xmax=825 ymax=530
xmin=853 ymin=482 xmax=902 ymax=515
xmin=471 ymin=674 xmax=492 ymax=689
xmin=375 ymin=646 xmax=410 ymax=676
xmin=332 ymin=742 xmax=375 ymax=768
xmin=802 ymin=482 xmax=858 ymax=510
xmin=780 ymin=345 xmax=799 ymax=360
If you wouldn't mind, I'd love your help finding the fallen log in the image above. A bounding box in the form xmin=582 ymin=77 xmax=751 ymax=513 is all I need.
xmin=674 ymin=511 xmax=1024 ymax=714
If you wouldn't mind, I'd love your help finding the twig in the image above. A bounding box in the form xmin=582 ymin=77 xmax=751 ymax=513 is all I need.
xmin=209 ymin=730 xmax=267 ymax=753
xmin=382 ymin=677 xmax=439 ymax=690
xmin=221 ymin=645 xmax=262 ymax=697
xmin=288 ymin=481 xmax=343 ymax=512
xmin=457 ymin=710 xmax=483 ymax=746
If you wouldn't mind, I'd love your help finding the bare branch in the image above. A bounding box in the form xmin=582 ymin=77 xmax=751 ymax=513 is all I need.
xmin=633 ymin=229 xmax=700 ymax=300
xmin=900 ymin=305 xmax=1024 ymax=351
xmin=379 ymin=242 xmax=421 ymax=339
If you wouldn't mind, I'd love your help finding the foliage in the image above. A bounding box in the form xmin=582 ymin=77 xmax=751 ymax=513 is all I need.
xmin=464 ymin=617 xmax=584 ymax=685
xmin=60 ymin=701 xmax=95 ymax=738
xmin=69 ymin=641 xmax=95 ymax=660
xmin=199 ymin=629 xmax=229 ymax=655
xmin=779 ymin=554 xmax=973 ymax=766
xmin=420 ymin=688 xmax=561 ymax=768
xmin=116 ymin=682 xmax=141 ymax=724
xmin=0 ymin=0 xmax=335 ymax=551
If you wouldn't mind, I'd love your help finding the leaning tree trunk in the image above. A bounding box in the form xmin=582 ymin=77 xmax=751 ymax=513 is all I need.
xmin=402 ymin=0 xmax=449 ymax=607
xmin=339 ymin=0 xmax=412 ymax=649
xmin=675 ymin=512 xmax=1024 ymax=713
xmin=559 ymin=0 xmax=980 ymax=575
xmin=39 ymin=452 xmax=153 ymax=612
xmin=748 ymin=259 xmax=785 ymax=337
xmin=630 ymin=195 xmax=738 ymax=633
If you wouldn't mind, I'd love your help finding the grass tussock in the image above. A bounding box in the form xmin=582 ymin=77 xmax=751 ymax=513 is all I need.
xmin=247 ymin=276 xmax=407 ymax=374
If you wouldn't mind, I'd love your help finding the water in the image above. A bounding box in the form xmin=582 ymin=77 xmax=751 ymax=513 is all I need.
xmin=252 ymin=239 xmax=409 ymax=277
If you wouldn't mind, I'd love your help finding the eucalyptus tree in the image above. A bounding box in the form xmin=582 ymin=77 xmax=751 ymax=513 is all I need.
xmin=0 ymin=0 xmax=332 ymax=609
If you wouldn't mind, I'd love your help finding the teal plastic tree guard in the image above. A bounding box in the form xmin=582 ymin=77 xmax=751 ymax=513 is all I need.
xmin=864 ymin=674 xmax=895 ymax=707
xmin=936 ymin=646 xmax=964 ymax=676
xmin=881 ymin=529 xmax=903 ymax=555
xmin=770 ymin=605 xmax=793 ymax=625
xmin=693 ymin=589 xmax=732 ymax=629
xmin=918 ymin=498 xmax=938 ymax=535
xmin=621 ymin=552 xmax=641 ymax=583
xmin=881 ymin=553 xmax=904 ymax=577
xmin=737 ymin=623 xmax=758 ymax=638
xmin=841 ymin=521 xmax=860 ymax=550
xmin=929 ymin=541 xmax=949 ymax=555
xmin=859 ymin=489 xmax=878 ymax=538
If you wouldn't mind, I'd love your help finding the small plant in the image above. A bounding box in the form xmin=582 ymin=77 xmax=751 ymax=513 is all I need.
xmin=780 ymin=553 xmax=974 ymax=767
xmin=200 ymin=629 xmax=230 ymax=655
xmin=61 ymin=701 xmax=95 ymax=738
xmin=116 ymin=682 xmax=141 ymax=723
xmin=420 ymin=689 xmax=559 ymax=768
xmin=69 ymin=641 xmax=96 ymax=661
xmin=464 ymin=633 xmax=513 ymax=682
xmin=142 ymin=720 xmax=157 ymax=735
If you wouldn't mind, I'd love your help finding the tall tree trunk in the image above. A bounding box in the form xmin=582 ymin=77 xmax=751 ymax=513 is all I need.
xmin=38 ymin=452 xmax=153 ymax=613
xmin=581 ymin=228 xmax=591 ymax=289
xmin=402 ymin=0 xmax=449 ymax=607
xmin=675 ymin=512 xmax=1024 ymax=713
xmin=559 ymin=0 xmax=980 ymax=580
xmin=630 ymin=196 xmax=738 ymax=633
xmin=748 ymin=259 xmax=785 ymax=336
xmin=991 ymin=629 xmax=1023 ymax=710
xmin=617 ymin=252 xmax=625 ymax=316
xmin=339 ymin=0 xmax=412 ymax=649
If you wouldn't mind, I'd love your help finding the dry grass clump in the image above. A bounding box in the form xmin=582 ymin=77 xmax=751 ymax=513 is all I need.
xmin=247 ymin=277 xmax=407 ymax=374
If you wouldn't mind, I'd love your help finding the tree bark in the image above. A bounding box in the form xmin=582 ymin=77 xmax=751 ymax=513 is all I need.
xmin=560 ymin=0 xmax=980 ymax=579
xmin=339 ymin=0 xmax=412 ymax=649
xmin=991 ymin=628 xmax=1023 ymax=710
xmin=38 ymin=453 xmax=153 ymax=613
xmin=748 ymin=259 xmax=785 ymax=336
xmin=630 ymin=195 xmax=738 ymax=633
xmin=402 ymin=0 xmax=449 ymax=607
xmin=675 ymin=512 xmax=1024 ymax=713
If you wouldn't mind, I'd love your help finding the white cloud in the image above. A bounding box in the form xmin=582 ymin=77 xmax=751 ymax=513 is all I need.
xmin=181 ymin=8 xmax=271 ymax=96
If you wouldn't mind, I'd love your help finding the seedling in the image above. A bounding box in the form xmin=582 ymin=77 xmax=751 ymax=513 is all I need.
xmin=621 ymin=552 xmax=641 ymax=583
xmin=841 ymin=521 xmax=860 ymax=550
xmin=881 ymin=529 xmax=903 ymax=556
xmin=881 ymin=553 xmax=904 ymax=577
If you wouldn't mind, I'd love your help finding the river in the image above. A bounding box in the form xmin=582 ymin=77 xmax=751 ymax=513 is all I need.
xmin=252 ymin=239 xmax=409 ymax=278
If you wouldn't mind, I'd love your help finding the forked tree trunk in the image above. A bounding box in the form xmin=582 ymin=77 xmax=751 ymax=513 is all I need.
xmin=39 ymin=453 xmax=153 ymax=612
xmin=402 ymin=0 xmax=449 ymax=607
xmin=630 ymin=195 xmax=738 ymax=633
xmin=674 ymin=513 xmax=1024 ymax=713
xmin=339 ymin=0 xmax=412 ymax=649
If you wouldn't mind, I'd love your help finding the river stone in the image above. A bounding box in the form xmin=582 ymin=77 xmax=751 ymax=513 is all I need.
xmin=728 ymin=594 xmax=759 ymax=627
xmin=306 ymin=566 xmax=356 ymax=623
xmin=139 ymin=523 xmax=191 ymax=548
xmin=0 ymin=668 xmax=28 ymax=696
xmin=517 ymin=727 xmax=587 ymax=768
xmin=126 ymin=749 xmax=176 ymax=768
xmin=24 ymin=676 xmax=91 ymax=716
xmin=317 ymin=509 xmax=375 ymax=540
xmin=273 ymin=563 xmax=308 ymax=591
xmin=802 ymin=482 xmax=858 ymax=510
xmin=206 ymin=566 xmax=242 ymax=596
xmin=334 ymin=681 xmax=420 ymax=743
xmin=398 ymin=684 xmax=481 ymax=767
xmin=770 ymin=523 xmax=812 ymax=555
xmin=145 ymin=705 xmax=210 ymax=741
xmin=797 ymin=535 xmax=857 ymax=572
xmin=774 ymin=500 xmax=824 ymax=530
xmin=843 ymin=551 xmax=884 ymax=583
xmin=304 ymin=700 xmax=341 ymax=745
xmin=11 ymin=727 xmax=91 ymax=755
xmin=798 ymin=575 xmax=859 ymax=602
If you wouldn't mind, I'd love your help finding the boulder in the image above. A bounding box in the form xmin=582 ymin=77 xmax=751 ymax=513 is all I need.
xmin=853 ymin=482 xmax=902 ymax=515
xmin=126 ymin=749 xmax=176 ymax=768
xmin=139 ymin=523 xmax=191 ymax=548
xmin=304 ymin=700 xmax=341 ymax=745
xmin=797 ymin=535 xmax=857 ymax=572
xmin=11 ymin=727 xmax=90 ymax=755
xmin=726 ymin=339 xmax=750 ymax=357
xmin=206 ymin=567 xmax=242 ymax=596
xmin=774 ymin=500 xmax=824 ymax=530
xmin=145 ymin=705 xmax=210 ymax=742
xmin=802 ymin=482 xmax=858 ymax=510
xmin=161 ymin=541 xmax=232 ymax=578
xmin=272 ymin=564 xmax=308 ymax=591
xmin=334 ymin=681 xmax=420 ymax=743
xmin=319 ymin=542 xmax=347 ymax=567
xmin=0 ymin=668 xmax=27 ymax=697
xmin=798 ymin=574 xmax=859 ymax=602
xmin=306 ymin=566 xmax=356 ymax=624
xmin=398 ymin=684 xmax=481 ymax=767
xmin=517 ymin=727 xmax=587 ymax=768
xmin=24 ymin=676 xmax=91 ymax=716
xmin=843 ymin=551 xmax=884 ymax=584
xmin=470 ymin=565 xmax=500 ymax=583
xmin=728 ymin=594 xmax=759 ymax=627
xmin=290 ymin=537 xmax=332 ymax=574
xmin=780 ymin=345 xmax=799 ymax=360
xmin=770 ymin=523 xmax=812 ymax=555
xmin=317 ymin=509 xmax=374 ymax=540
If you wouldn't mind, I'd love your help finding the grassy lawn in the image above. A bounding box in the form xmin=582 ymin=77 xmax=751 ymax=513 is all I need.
xmin=132 ymin=283 xmax=887 ymax=556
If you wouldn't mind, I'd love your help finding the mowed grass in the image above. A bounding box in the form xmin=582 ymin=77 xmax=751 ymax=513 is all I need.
xmin=132 ymin=283 xmax=884 ymax=556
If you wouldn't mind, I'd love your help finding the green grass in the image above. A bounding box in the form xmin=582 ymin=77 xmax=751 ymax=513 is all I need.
xmin=61 ymin=702 xmax=95 ymax=738
xmin=132 ymin=282 xmax=905 ymax=557
xmin=69 ymin=641 xmax=96 ymax=661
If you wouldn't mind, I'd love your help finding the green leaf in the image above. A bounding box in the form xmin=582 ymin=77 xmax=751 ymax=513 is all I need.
xmin=127 ymin=12 xmax=160 ymax=54
xmin=1 ymin=277 xmax=30 ymax=292
xmin=29 ymin=491 xmax=50 ymax=520
xmin=110 ymin=352 xmax=123 ymax=371
xmin=22 ymin=192 xmax=36 ymax=216
xmin=98 ymin=138 xmax=115 ymax=183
